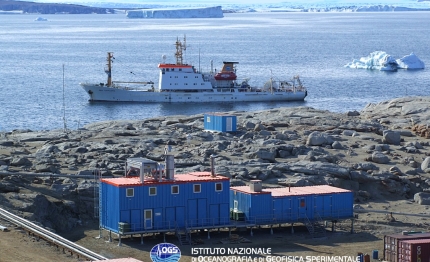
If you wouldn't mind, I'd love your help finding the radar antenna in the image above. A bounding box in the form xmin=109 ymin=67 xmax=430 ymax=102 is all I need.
xmin=175 ymin=35 xmax=186 ymax=65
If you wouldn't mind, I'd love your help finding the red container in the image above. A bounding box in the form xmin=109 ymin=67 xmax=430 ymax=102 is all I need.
xmin=397 ymin=239 xmax=430 ymax=262
xmin=384 ymin=233 xmax=430 ymax=262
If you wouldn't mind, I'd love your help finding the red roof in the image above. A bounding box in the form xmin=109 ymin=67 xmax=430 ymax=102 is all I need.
xmin=102 ymin=171 xmax=229 ymax=187
xmin=230 ymin=185 xmax=351 ymax=197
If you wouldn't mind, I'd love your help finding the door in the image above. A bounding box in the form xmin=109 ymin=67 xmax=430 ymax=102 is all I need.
xmin=226 ymin=117 xmax=233 ymax=131
xmin=144 ymin=209 xmax=152 ymax=229
xmin=176 ymin=206 xmax=185 ymax=228
xmin=209 ymin=204 xmax=219 ymax=225
xmin=187 ymin=199 xmax=197 ymax=227
xmin=165 ymin=207 xmax=175 ymax=229
xmin=298 ymin=198 xmax=307 ymax=219
xmin=198 ymin=198 xmax=207 ymax=226
xmin=131 ymin=209 xmax=141 ymax=231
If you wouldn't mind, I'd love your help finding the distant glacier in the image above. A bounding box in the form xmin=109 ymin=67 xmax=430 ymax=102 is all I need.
xmin=126 ymin=6 xmax=223 ymax=18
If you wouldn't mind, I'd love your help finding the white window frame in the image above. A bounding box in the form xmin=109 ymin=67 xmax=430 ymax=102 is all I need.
xmin=215 ymin=182 xmax=222 ymax=192
xmin=234 ymin=200 xmax=238 ymax=211
xmin=149 ymin=187 xmax=157 ymax=196
xmin=126 ymin=188 xmax=134 ymax=197
xmin=171 ymin=185 xmax=179 ymax=195
xmin=193 ymin=184 xmax=201 ymax=193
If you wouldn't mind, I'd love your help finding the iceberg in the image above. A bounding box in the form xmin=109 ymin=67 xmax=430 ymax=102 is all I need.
xmin=34 ymin=17 xmax=48 ymax=21
xmin=126 ymin=6 xmax=223 ymax=19
xmin=396 ymin=53 xmax=425 ymax=69
xmin=345 ymin=51 xmax=425 ymax=71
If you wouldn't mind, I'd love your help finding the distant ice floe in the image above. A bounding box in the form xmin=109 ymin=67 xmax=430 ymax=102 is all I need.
xmin=127 ymin=6 xmax=223 ymax=18
xmin=345 ymin=51 xmax=425 ymax=71
xmin=34 ymin=17 xmax=48 ymax=21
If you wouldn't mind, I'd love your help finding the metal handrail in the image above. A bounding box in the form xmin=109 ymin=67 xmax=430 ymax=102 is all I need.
xmin=0 ymin=207 xmax=107 ymax=261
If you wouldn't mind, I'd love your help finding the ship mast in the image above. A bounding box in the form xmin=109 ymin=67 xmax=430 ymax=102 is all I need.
xmin=105 ymin=52 xmax=113 ymax=87
xmin=175 ymin=35 xmax=186 ymax=65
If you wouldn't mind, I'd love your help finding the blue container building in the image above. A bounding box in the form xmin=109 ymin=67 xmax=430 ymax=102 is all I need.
xmin=98 ymin=157 xmax=354 ymax=243
xmin=230 ymin=180 xmax=353 ymax=225
xmin=99 ymin=157 xmax=230 ymax=235
xmin=204 ymin=113 xmax=237 ymax=132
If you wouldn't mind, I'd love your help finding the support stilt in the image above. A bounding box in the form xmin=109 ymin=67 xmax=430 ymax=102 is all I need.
xmin=250 ymin=228 xmax=253 ymax=237
xmin=163 ymin=232 xmax=166 ymax=242
xmin=291 ymin=223 xmax=294 ymax=234
xmin=118 ymin=234 xmax=122 ymax=246
xmin=332 ymin=221 xmax=335 ymax=232
xmin=229 ymin=228 xmax=231 ymax=237
xmin=108 ymin=230 xmax=112 ymax=242
xmin=270 ymin=226 xmax=273 ymax=235
xmin=141 ymin=234 xmax=144 ymax=245
xmin=351 ymin=219 xmax=354 ymax=234
xmin=208 ymin=230 xmax=211 ymax=239
xmin=96 ymin=226 xmax=102 ymax=239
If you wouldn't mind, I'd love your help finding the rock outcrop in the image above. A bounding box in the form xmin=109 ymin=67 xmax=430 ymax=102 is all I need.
xmin=1 ymin=96 xmax=430 ymax=232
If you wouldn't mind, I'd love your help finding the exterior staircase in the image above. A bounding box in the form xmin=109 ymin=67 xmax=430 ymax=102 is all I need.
xmin=176 ymin=227 xmax=191 ymax=245
xmin=303 ymin=213 xmax=326 ymax=238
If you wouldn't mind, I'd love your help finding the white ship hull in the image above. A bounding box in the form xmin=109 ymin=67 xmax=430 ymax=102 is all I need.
xmin=81 ymin=83 xmax=307 ymax=103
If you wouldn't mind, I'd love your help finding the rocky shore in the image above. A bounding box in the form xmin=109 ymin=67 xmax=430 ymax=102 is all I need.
xmin=2 ymin=96 xmax=430 ymax=234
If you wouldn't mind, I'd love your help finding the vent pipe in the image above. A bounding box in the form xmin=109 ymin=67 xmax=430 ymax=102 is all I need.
xmin=210 ymin=154 xmax=216 ymax=177
xmin=157 ymin=163 xmax=163 ymax=182
xmin=139 ymin=163 xmax=144 ymax=183
xmin=165 ymin=155 xmax=174 ymax=180
xmin=164 ymin=145 xmax=174 ymax=180
xmin=250 ymin=180 xmax=262 ymax=192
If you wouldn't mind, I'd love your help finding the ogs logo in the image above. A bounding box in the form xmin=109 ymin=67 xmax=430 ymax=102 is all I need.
xmin=150 ymin=242 xmax=181 ymax=262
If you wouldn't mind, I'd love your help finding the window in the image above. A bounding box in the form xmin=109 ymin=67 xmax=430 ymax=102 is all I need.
xmin=126 ymin=188 xmax=134 ymax=197
xmin=171 ymin=185 xmax=179 ymax=194
xmin=149 ymin=187 xmax=157 ymax=196
xmin=215 ymin=183 xmax=222 ymax=192
xmin=194 ymin=184 xmax=201 ymax=193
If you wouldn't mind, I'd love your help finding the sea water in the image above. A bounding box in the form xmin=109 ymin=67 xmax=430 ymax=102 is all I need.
xmin=0 ymin=12 xmax=429 ymax=132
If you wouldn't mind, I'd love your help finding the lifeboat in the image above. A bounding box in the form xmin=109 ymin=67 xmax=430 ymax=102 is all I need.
xmin=214 ymin=71 xmax=237 ymax=80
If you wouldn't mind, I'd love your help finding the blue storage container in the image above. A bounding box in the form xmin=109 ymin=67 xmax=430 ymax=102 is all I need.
xmin=204 ymin=113 xmax=237 ymax=132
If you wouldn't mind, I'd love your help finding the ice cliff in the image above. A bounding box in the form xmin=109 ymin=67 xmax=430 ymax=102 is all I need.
xmin=126 ymin=6 xmax=223 ymax=18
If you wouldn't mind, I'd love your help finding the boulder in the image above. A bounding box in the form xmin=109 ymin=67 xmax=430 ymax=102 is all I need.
xmin=371 ymin=152 xmax=390 ymax=164
xmin=383 ymin=130 xmax=401 ymax=145
xmin=414 ymin=192 xmax=430 ymax=205
xmin=306 ymin=131 xmax=334 ymax=146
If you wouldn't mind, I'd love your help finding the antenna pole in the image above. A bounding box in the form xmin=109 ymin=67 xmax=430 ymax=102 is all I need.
xmin=62 ymin=64 xmax=67 ymax=132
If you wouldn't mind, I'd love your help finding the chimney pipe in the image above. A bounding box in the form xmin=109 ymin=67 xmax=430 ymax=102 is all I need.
xmin=158 ymin=163 xmax=162 ymax=182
